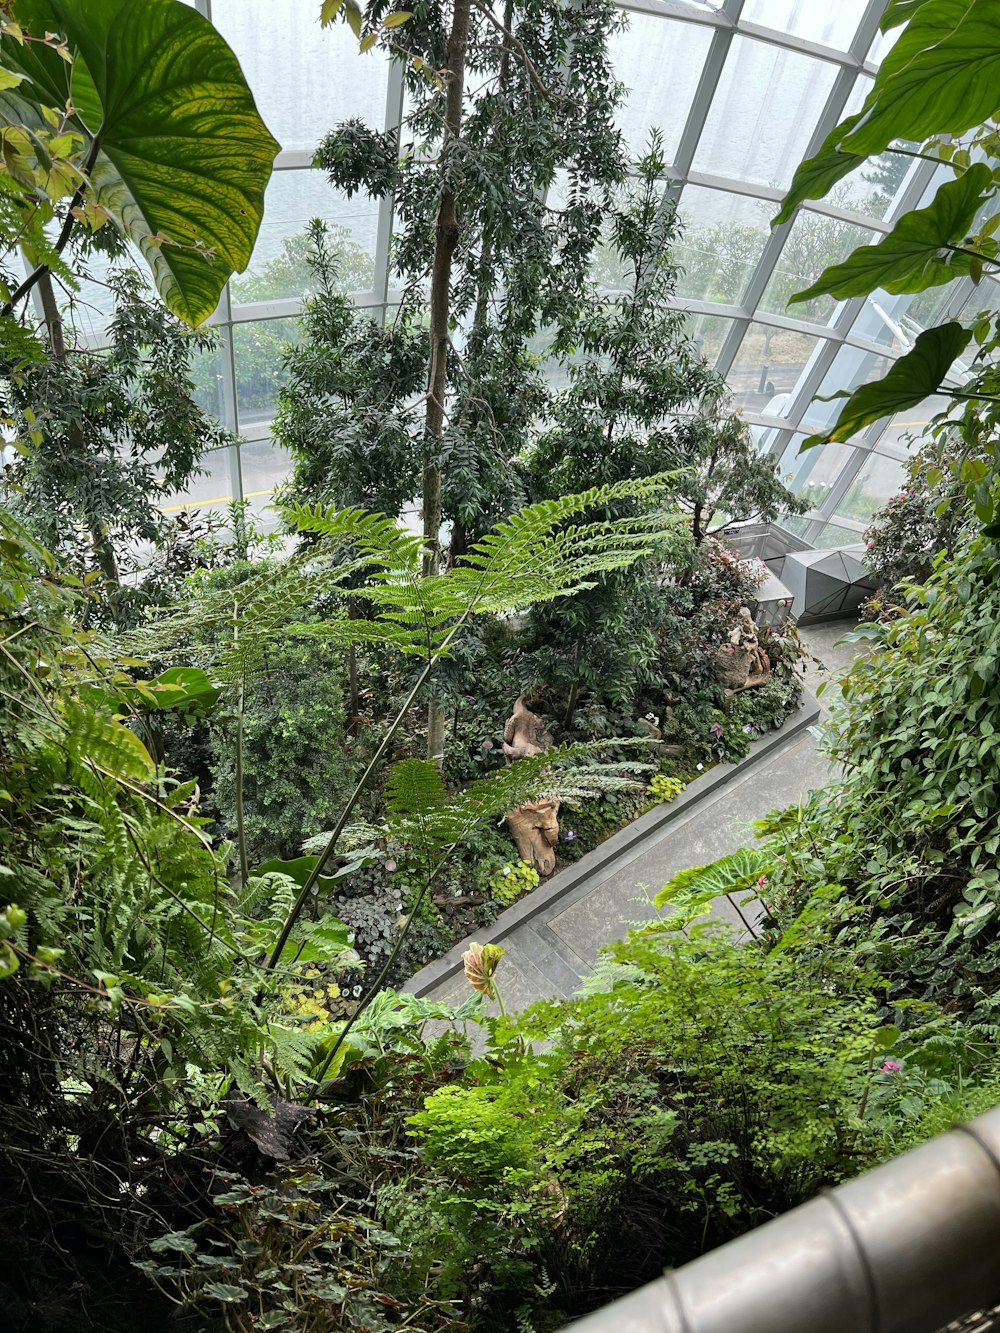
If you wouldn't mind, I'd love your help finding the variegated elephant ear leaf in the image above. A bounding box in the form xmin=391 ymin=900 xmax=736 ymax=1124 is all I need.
xmin=1 ymin=0 xmax=279 ymax=325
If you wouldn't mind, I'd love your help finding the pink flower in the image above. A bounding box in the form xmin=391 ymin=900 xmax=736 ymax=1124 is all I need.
xmin=881 ymin=1061 xmax=902 ymax=1074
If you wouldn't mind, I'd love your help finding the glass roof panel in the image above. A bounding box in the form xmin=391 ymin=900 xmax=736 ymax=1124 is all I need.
xmin=866 ymin=20 xmax=903 ymax=67
xmin=876 ymin=395 xmax=951 ymax=455
xmin=230 ymin=170 xmax=378 ymax=305
xmin=148 ymin=0 xmax=980 ymax=546
xmin=189 ymin=342 xmax=225 ymax=422
xmin=833 ymin=454 xmax=907 ymax=526
xmin=686 ymin=311 xmax=736 ymax=365
xmin=674 ymin=186 xmax=773 ymax=304
xmin=692 ymin=37 xmax=838 ymax=190
xmin=779 ymin=437 xmax=852 ymax=498
xmin=233 ymin=317 xmax=301 ymax=429
xmin=802 ymin=347 xmax=894 ymax=430
xmin=727 ymin=326 xmax=824 ymax=414
xmin=159 ymin=446 xmax=234 ymax=516
xmin=211 ymin=0 xmax=390 ymax=151
xmin=759 ymin=211 xmax=878 ymax=324
xmin=240 ymin=438 xmax=294 ymax=530
xmin=740 ymin=0 xmax=869 ymax=52
xmin=826 ymin=77 xmax=913 ymax=219
xmin=608 ymin=13 xmax=713 ymax=164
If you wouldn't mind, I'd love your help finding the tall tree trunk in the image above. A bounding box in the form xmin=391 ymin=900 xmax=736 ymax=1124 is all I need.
xmin=422 ymin=0 xmax=472 ymax=763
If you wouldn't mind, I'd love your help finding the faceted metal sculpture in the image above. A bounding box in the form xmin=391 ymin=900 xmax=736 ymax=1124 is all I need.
xmin=749 ymin=567 xmax=795 ymax=630
xmin=781 ymin=544 xmax=878 ymax=623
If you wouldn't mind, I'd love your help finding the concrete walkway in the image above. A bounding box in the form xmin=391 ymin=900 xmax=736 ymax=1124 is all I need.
xmin=408 ymin=621 xmax=861 ymax=1013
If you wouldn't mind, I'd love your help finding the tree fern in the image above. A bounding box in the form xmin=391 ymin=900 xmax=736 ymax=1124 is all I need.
xmin=279 ymin=474 xmax=686 ymax=661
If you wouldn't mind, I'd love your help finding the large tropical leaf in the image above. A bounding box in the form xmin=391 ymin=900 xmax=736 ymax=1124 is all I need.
xmin=790 ymin=164 xmax=995 ymax=304
xmin=881 ymin=0 xmax=934 ymax=27
xmin=772 ymin=111 xmax=867 ymax=227
xmin=2 ymin=0 xmax=279 ymax=325
xmin=775 ymin=0 xmax=1000 ymax=224
xmin=653 ymin=847 xmax=773 ymax=913
xmin=843 ymin=0 xmax=1000 ymax=157
xmin=802 ymin=322 xmax=973 ymax=449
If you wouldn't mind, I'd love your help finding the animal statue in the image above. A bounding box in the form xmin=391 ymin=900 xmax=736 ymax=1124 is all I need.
xmin=502 ymin=695 xmax=560 ymax=875
xmin=714 ymin=606 xmax=771 ymax=701
xmin=503 ymin=693 xmax=554 ymax=761
xmin=506 ymin=797 xmax=561 ymax=876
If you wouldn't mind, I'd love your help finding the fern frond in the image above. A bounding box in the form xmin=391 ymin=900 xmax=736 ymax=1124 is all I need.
xmin=452 ymin=474 xmax=686 ymax=615
xmin=381 ymin=742 xmax=651 ymax=870
xmin=61 ymin=701 xmax=156 ymax=782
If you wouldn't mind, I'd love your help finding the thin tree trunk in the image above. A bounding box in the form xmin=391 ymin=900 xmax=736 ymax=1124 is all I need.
xmin=422 ymin=0 xmax=472 ymax=763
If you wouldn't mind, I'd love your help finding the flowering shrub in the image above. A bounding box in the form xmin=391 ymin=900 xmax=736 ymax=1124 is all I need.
xmin=862 ymin=443 xmax=972 ymax=605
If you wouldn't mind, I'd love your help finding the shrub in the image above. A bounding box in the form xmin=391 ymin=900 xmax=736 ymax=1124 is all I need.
xmin=646 ymin=773 xmax=685 ymax=804
xmin=862 ymin=440 xmax=973 ymax=604
xmin=400 ymin=924 xmax=890 ymax=1326
xmin=759 ymin=532 xmax=1000 ymax=1028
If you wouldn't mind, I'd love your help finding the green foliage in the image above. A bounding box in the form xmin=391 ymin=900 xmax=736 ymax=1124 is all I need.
xmin=726 ymin=672 xmax=803 ymax=740
xmin=646 ymin=773 xmax=685 ymax=804
xmin=778 ymin=0 xmax=1000 ymax=477
xmin=275 ymin=220 xmax=426 ymax=518
xmin=791 ymin=163 xmax=994 ymax=304
xmin=750 ymin=532 xmax=1000 ymax=1030
xmin=1 ymin=0 xmax=279 ymax=324
xmin=0 ymin=510 xmax=367 ymax=1321
xmin=802 ymin=322 xmax=973 ymax=449
xmin=279 ymin=476 xmax=688 ymax=663
xmin=142 ymin=992 xmax=480 ymax=1332
xmin=777 ymin=0 xmax=1000 ymax=224
xmin=3 ymin=269 xmax=231 ymax=599
xmin=210 ymin=625 xmax=358 ymax=863
xmin=843 ymin=0 xmax=1000 ymax=156
xmin=861 ymin=438 xmax=975 ymax=599
xmin=524 ymin=139 xmax=799 ymax=707
xmin=653 ymin=847 xmax=772 ymax=915
xmin=314 ymin=0 xmax=628 ymax=543
xmin=487 ymin=859 xmax=539 ymax=907
xmin=401 ymin=924 xmax=889 ymax=1325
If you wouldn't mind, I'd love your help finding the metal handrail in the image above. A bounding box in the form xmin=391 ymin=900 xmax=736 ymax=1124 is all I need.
xmin=566 ymin=1106 xmax=1000 ymax=1333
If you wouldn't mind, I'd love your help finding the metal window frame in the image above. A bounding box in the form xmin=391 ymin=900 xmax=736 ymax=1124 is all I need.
xmin=141 ymin=1 xmax=972 ymax=543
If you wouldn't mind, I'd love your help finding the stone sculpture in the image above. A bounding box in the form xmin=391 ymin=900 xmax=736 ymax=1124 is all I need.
xmin=506 ymin=797 xmax=560 ymax=877
xmin=502 ymin=693 xmax=554 ymax=761
xmin=502 ymin=695 xmax=560 ymax=876
xmin=714 ymin=606 xmax=771 ymax=701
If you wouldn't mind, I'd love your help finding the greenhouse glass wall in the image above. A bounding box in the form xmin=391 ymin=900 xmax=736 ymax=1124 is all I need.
xmin=74 ymin=0 xmax=999 ymax=545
